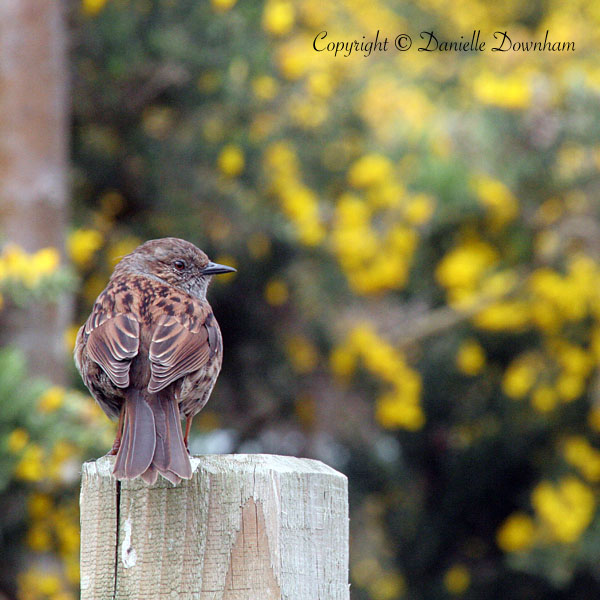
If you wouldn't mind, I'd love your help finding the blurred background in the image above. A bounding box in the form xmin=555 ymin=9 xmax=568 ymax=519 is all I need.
xmin=1 ymin=0 xmax=600 ymax=598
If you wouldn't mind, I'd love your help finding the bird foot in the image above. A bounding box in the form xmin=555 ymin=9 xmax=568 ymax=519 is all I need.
xmin=106 ymin=437 xmax=121 ymax=456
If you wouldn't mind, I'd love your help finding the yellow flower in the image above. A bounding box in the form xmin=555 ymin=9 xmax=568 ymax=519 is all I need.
xmin=331 ymin=194 xmax=418 ymax=295
xmin=37 ymin=573 xmax=61 ymax=596
xmin=348 ymin=154 xmax=393 ymax=188
xmin=344 ymin=324 xmax=424 ymax=430
xmin=2 ymin=244 xmax=28 ymax=278
xmin=555 ymin=144 xmax=587 ymax=180
xmin=32 ymin=247 xmax=60 ymax=275
xmin=289 ymin=97 xmax=328 ymax=129
xmin=308 ymin=71 xmax=334 ymax=99
xmin=218 ymin=144 xmax=245 ymax=178
xmin=456 ymin=339 xmax=485 ymax=376
xmin=330 ymin=346 xmax=356 ymax=378
xmin=563 ymin=436 xmax=600 ymax=482
xmin=15 ymin=444 xmax=45 ymax=481
xmin=335 ymin=193 xmax=371 ymax=228
xmin=68 ymin=229 xmax=103 ymax=268
xmin=65 ymin=324 xmax=82 ymax=352
xmin=532 ymin=477 xmax=595 ymax=543
xmin=38 ymin=386 xmax=65 ymax=413
xmin=286 ymin=335 xmax=318 ymax=374
xmin=376 ymin=393 xmax=425 ymax=431
xmin=502 ymin=354 xmax=540 ymax=399
xmin=435 ymin=238 xmax=498 ymax=291
xmin=474 ymin=301 xmax=530 ymax=332
xmin=252 ymin=75 xmax=278 ymax=101
xmin=5 ymin=246 xmax=59 ymax=288
xmin=480 ymin=270 xmax=518 ymax=299
xmin=65 ymin=556 xmax=81 ymax=584
xmin=262 ymin=0 xmax=295 ymax=36
xmin=404 ymin=194 xmax=435 ymax=225
xmin=264 ymin=278 xmax=289 ymax=306
xmin=26 ymin=523 xmax=53 ymax=552
xmin=277 ymin=184 xmax=324 ymax=246
xmin=473 ymin=71 xmax=532 ymax=109
xmin=531 ymin=385 xmax=558 ymax=413
xmin=82 ymin=0 xmax=107 ymax=16
xmin=298 ymin=220 xmax=326 ymax=246
xmin=211 ymin=0 xmax=237 ymax=12
xmin=264 ymin=141 xmax=298 ymax=173
xmin=556 ymin=373 xmax=584 ymax=402
xmin=57 ymin=520 xmax=81 ymax=554
xmin=368 ymin=572 xmax=406 ymax=600
xmin=496 ymin=512 xmax=535 ymax=552
xmin=367 ymin=182 xmax=405 ymax=209
xmin=7 ymin=428 xmax=29 ymax=453
xmin=555 ymin=343 xmax=593 ymax=377
xmin=443 ymin=564 xmax=470 ymax=595
xmin=277 ymin=38 xmax=312 ymax=80
xmin=28 ymin=493 xmax=53 ymax=519
xmin=472 ymin=175 xmax=519 ymax=229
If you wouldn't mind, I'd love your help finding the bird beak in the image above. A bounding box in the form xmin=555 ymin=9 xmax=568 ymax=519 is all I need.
xmin=202 ymin=261 xmax=237 ymax=275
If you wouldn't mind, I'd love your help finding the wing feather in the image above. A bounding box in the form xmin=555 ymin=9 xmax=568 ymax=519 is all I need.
xmin=86 ymin=313 xmax=140 ymax=388
xmin=148 ymin=309 xmax=216 ymax=393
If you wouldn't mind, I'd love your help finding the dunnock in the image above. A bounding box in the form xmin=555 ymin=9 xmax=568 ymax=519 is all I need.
xmin=74 ymin=237 xmax=235 ymax=484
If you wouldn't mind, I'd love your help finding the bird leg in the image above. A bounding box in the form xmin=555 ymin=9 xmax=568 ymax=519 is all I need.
xmin=184 ymin=416 xmax=193 ymax=452
xmin=107 ymin=405 xmax=125 ymax=456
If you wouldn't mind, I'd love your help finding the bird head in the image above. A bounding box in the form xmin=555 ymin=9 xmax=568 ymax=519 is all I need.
xmin=113 ymin=237 xmax=236 ymax=299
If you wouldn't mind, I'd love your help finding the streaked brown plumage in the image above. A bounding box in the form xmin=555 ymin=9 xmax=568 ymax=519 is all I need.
xmin=74 ymin=237 xmax=235 ymax=484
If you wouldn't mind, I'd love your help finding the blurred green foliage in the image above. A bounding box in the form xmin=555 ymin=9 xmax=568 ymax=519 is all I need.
xmin=0 ymin=347 xmax=47 ymax=492
xmin=3 ymin=0 xmax=600 ymax=598
xmin=0 ymin=344 xmax=113 ymax=597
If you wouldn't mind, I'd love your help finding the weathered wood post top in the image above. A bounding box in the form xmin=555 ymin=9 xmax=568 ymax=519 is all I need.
xmin=80 ymin=454 xmax=349 ymax=599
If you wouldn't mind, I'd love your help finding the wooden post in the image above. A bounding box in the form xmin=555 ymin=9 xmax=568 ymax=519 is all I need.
xmin=80 ymin=454 xmax=349 ymax=599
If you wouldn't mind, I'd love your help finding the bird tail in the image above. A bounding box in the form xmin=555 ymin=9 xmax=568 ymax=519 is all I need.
xmin=113 ymin=389 xmax=192 ymax=485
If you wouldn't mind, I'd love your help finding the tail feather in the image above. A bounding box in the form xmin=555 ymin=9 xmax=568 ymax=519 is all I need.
xmin=164 ymin=397 xmax=192 ymax=480
xmin=113 ymin=390 xmax=156 ymax=480
xmin=150 ymin=395 xmax=170 ymax=472
xmin=140 ymin=464 xmax=158 ymax=485
xmin=113 ymin=389 xmax=192 ymax=484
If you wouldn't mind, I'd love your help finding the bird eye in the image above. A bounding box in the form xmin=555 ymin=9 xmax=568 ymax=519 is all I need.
xmin=173 ymin=259 xmax=186 ymax=271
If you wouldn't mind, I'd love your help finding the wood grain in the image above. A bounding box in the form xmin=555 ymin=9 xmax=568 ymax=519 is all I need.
xmin=80 ymin=454 xmax=349 ymax=599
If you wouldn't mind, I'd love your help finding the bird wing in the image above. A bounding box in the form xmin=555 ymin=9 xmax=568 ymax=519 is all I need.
xmin=85 ymin=310 xmax=140 ymax=388
xmin=148 ymin=305 xmax=218 ymax=393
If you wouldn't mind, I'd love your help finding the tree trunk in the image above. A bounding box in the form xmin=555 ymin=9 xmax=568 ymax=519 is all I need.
xmin=0 ymin=0 xmax=71 ymax=382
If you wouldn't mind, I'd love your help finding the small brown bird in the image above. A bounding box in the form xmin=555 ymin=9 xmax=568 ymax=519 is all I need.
xmin=74 ymin=237 xmax=235 ymax=484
